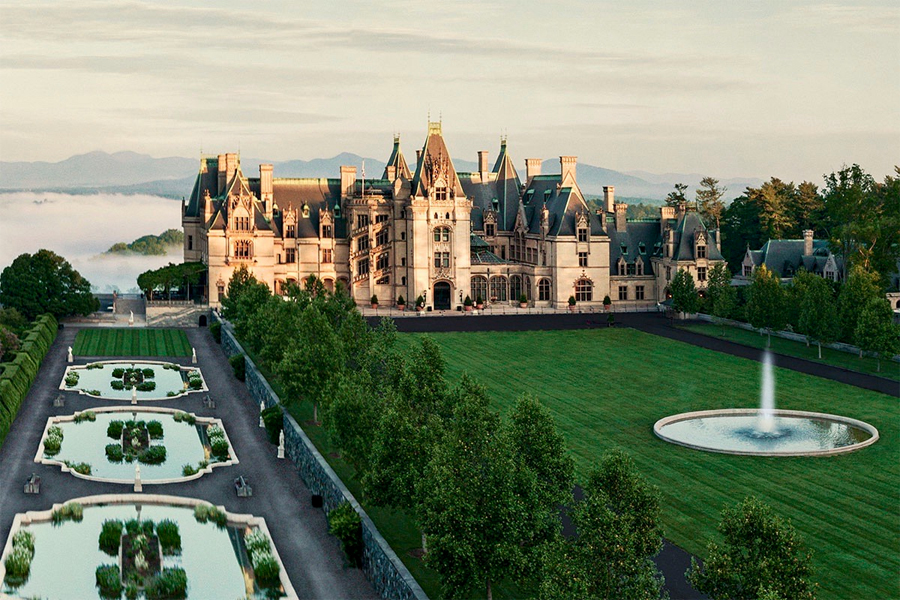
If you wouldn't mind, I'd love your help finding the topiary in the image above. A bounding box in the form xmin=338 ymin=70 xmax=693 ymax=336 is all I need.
xmin=145 ymin=567 xmax=187 ymax=599
xmin=146 ymin=420 xmax=164 ymax=438
xmin=107 ymin=420 xmax=124 ymax=439
xmin=96 ymin=564 xmax=123 ymax=598
xmin=98 ymin=519 xmax=123 ymax=555
xmin=156 ymin=519 xmax=181 ymax=554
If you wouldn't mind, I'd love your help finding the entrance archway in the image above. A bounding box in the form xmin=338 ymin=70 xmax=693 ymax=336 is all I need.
xmin=199 ymin=314 xmax=208 ymax=327
xmin=434 ymin=281 xmax=451 ymax=310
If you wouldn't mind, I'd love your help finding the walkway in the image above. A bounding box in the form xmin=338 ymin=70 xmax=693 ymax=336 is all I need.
xmin=0 ymin=326 xmax=377 ymax=599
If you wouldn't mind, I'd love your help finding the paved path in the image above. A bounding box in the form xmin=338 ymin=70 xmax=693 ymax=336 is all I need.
xmin=0 ymin=325 xmax=377 ymax=599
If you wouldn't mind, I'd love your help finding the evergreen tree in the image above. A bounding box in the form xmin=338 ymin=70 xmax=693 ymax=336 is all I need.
xmin=797 ymin=276 xmax=840 ymax=359
xmin=670 ymin=269 xmax=699 ymax=315
xmin=0 ymin=249 xmax=98 ymax=320
xmin=792 ymin=181 xmax=823 ymax=232
xmin=688 ymin=497 xmax=816 ymax=600
xmin=696 ymin=176 xmax=727 ymax=229
xmin=746 ymin=266 xmax=786 ymax=346
xmin=821 ymin=164 xmax=877 ymax=279
xmin=666 ymin=183 xmax=689 ymax=207
xmin=854 ymin=297 xmax=900 ymax=372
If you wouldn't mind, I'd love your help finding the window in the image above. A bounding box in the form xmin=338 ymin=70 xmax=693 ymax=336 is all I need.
xmin=434 ymin=227 xmax=451 ymax=242
xmin=433 ymin=252 xmax=450 ymax=268
xmin=575 ymin=279 xmax=593 ymax=302
xmin=577 ymin=228 xmax=588 ymax=242
xmin=322 ymin=225 xmax=332 ymax=238
xmin=636 ymin=285 xmax=645 ymax=300
xmin=486 ymin=223 xmax=495 ymax=237
xmin=233 ymin=216 xmax=250 ymax=231
xmin=697 ymin=267 xmax=707 ymax=282
xmin=401 ymin=257 xmax=406 ymax=266
xmin=188 ymin=235 xmax=193 ymax=250
xmin=538 ymin=278 xmax=551 ymax=301
xmin=697 ymin=245 xmax=707 ymax=259
xmin=578 ymin=252 xmax=588 ymax=267
xmin=375 ymin=214 xmax=389 ymax=223
xmin=357 ymin=236 xmax=369 ymax=251
xmin=376 ymin=228 xmax=390 ymax=247
xmin=666 ymin=266 xmax=672 ymax=281
xmin=435 ymin=186 xmax=447 ymax=201
xmin=743 ymin=265 xmax=752 ymax=277
xmin=234 ymin=240 xmax=252 ymax=259
xmin=510 ymin=275 xmax=523 ymax=301
xmin=636 ymin=260 xmax=644 ymax=276
xmin=627 ymin=263 xmax=636 ymax=276
xmin=401 ymin=231 xmax=406 ymax=241
xmin=357 ymin=214 xmax=369 ymax=229
xmin=638 ymin=242 xmax=646 ymax=254
xmin=217 ymin=283 xmax=225 ymax=300
xmin=376 ymin=253 xmax=389 ymax=271
xmin=302 ymin=204 xmax=310 ymax=218
xmin=618 ymin=285 xmax=628 ymax=301
xmin=489 ymin=276 xmax=508 ymax=302
xmin=618 ymin=261 xmax=626 ymax=276
xmin=322 ymin=248 xmax=333 ymax=263
xmin=471 ymin=276 xmax=488 ymax=303
xmin=357 ymin=259 xmax=369 ymax=277
xmin=285 ymin=248 xmax=296 ymax=263
xmin=286 ymin=224 xmax=295 ymax=238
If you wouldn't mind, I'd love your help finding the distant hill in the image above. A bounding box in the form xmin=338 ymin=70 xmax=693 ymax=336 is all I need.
xmin=0 ymin=151 xmax=762 ymax=201
xmin=106 ymin=229 xmax=184 ymax=255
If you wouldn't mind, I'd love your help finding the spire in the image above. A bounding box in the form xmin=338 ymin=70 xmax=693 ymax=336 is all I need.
xmin=382 ymin=133 xmax=411 ymax=180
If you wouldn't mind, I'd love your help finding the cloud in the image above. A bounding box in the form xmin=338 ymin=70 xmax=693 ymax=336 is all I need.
xmin=778 ymin=3 xmax=900 ymax=33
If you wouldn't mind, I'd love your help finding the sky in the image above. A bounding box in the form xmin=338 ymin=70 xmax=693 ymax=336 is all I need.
xmin=0 ymin=0 xmax=898 ymax=182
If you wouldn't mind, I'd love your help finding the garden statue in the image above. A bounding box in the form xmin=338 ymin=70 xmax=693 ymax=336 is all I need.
xmin=192 ymin=347 xmax=197 ymax=364
xmin=129 ymin=310 xmax=134 ymax=326
xmin=132 ymin=385 xmax=137 ymax=405
xmin=259 ymin=401 xmax=265 ymax=428
xmin=277 ymin=430 xmax=285 ymax=459
xmin=134 ymin=464 xmax=142 ymax=492
xmin=67 ymin=346 xmax=73 ymax=363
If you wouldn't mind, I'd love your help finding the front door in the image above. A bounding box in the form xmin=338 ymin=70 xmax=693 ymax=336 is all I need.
xmin=434 ymin=282 xmax=451 ymax=310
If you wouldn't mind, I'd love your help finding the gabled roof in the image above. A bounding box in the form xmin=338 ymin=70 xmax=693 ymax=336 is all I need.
xmin=382 ymin=136 xmax=411 ymax=180
xmin=609 ymin=221 xmax=661 ymax=275
xmin=751 ymin=239 xmax=832 ymax=277
xmin=411 ymin=122 xmax=465 ymax=198
xmin=672 ymin=211 xmax=725 ymax=261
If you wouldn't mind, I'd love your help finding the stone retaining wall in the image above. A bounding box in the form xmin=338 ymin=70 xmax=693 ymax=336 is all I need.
xmin=217 ymin=314 xmax=428 ymax=600
xmin=146 ymin=303 xmax=210 ymax=328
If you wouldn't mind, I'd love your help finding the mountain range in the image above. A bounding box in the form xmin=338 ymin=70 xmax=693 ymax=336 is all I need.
xmin=0 ymin=151 xmax=763 ymax=202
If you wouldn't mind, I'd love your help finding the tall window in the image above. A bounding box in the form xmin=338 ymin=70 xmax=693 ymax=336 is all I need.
xmin=627 ymin=263 xmax=636 ymax=276
xmin=575 ymin=279 xmax=593 ymax=302
xmin=618 ymin=261 xmax=626 ymax=276
xmin=636 ymin=285 xmax=645 ymax=300
xmin=471 ymin=276 xmax=488 ymax=303
xmin=234 ymin=216 xmax=250 ymax=231
xmin=434 ymin=227 xmax=451 ymax=242
xmin=435 ymin=185 xmax=448 ymax=201
xmin=376 ymin=228 xmax=390 ymax=247
xmin=577 ymin=227 xmax=588 ymax=242
xmin=285 ymin=248 xmax=296 ymax=263
xmin=666 ymin=266 xmax=672 ymax=281
xmin=187 ymin=235 xmax=193 ymax=250
xmin=697 ymin=267 xmax=707 ymax=282
xmin=217 ymin=283 xmax=225 ymax=300
xmin=538 ymin=278 xmax=551 ymax=301
xmin=322 ymin=248 xmax=333 ymax=263
xmin=357 ymin=236 xmax=369 ymax=251
xmin=486 ymin=223 xmax=495 ymax=237
xmin=743 ymin=265 xmax=752 ymax=277
xmin=286 ymin=224 xmax=295 ymax=238
xmin=636 ymin=260 xmax=644 ymax=276
xmin=697 ymin=245 xmax=707 ymax=259
xmin=433 ymin=252 xmax=450 ymax=268
xmin=357 ymin=214 xmax=369 ymax=229
xmin=489 ymin=276 xmax=508 ymax=302
xmin=618 ymin=285 xmax=628 ymax=301
xmin=234 ymin=240 xmax=251 ymax=259
xmin=375 ymin=214 xmax=389 ymax=223
xmin=510 ymin=275 xmax=523 ymax=301
xmin=376 ymin=253 xmax=389 ymax=271
xmin=322 ymin=225 xmax=332 ymax=238
xmin=357 ymin=258 xmax=369 ymax=277
xmin=578 ymin=252 xmax=588 ymax=267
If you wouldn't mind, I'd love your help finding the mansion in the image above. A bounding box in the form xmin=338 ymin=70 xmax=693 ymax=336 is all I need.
xmin=182 ymin=123 xmax=724 ymax=310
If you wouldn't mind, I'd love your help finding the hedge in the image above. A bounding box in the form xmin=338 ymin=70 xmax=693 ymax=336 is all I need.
xmin=0 ymin=314 xmax=57 ymax=445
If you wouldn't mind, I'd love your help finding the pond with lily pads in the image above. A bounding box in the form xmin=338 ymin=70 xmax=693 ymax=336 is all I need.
xmin=1 ymin=502 xmax=286 ymax=599
xmin=40 ymin=410 xmax=233 ymax=481
xmin=61 ymin=361 xmax=205 ymax=400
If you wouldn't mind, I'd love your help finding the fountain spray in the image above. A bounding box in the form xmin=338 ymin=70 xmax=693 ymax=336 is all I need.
xmin=758 ymin=350 xmax=776 ymax=432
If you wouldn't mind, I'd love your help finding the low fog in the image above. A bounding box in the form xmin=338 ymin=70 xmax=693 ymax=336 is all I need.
xmin=0 ymin=192 xmax=183 ymax=292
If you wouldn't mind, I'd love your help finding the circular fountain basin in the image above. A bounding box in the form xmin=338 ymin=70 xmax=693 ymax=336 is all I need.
xmin=654 ymin=409 xmax=879 ymax=456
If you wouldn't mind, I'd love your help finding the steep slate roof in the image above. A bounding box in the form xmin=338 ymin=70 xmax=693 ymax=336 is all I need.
xmin=266 ymin=178 xmax=346 ymax=238
xmin=609 ymin=221 xmax=662 ymax=275
xmin=184 ymin=157 xmax=220 ymax=218
xmin=382 ymin=136 xmax=412 ymax=180
xmin=753 ymin=239 xmax=832 ymax=277
xmin=672 ymin=211 xmax=725 ymax=261
xmin=411 ymin=124 xmax=465 ymax=199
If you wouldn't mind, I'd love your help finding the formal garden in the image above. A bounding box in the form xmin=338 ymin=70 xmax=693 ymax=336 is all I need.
xmin=72 ymin=329 xmax=193 ymax=358
xmin=61 ymin=361 xmax=206 ymax=400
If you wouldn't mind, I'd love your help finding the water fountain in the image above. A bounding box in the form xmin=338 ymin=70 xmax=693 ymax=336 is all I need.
xmin=654 ymin=351 xmax=879 ymax=456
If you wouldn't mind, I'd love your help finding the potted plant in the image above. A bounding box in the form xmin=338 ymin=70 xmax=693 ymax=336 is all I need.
xmin=370 ymin=294 xmax=378 ymax=309
xmin=397 ymin=294 xmax=406 ymax=310
xmin=518 ymin=293 xmax=528 ymax=308
xmin=607 ymin=312 xmax=615 ymax=327
xmin=568 ymin=296 xmax=577 ymax=312
xmin=415 ymin=295 xmax=425 ymax=311
xmin=603 ymin=295 xmax=612 ymax=311
xmin=463 ymin=295 xmax=474 ymax=311
xmin=475 ymin=295 xmax=484 ymax=310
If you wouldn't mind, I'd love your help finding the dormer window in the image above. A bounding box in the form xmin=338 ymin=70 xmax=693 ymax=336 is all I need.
xmin=492 ymin=198 xmax=499 ymax=211
xmin=636 ymin=259 xmax=644 ymax=276
xmin=697 ymin=244 xmax=707 ymax=259
xmin=525 ymin=190 xmax=534 ymax=204
xmin=639 ymin=242 xmax=646 ymax=254
xmin=435 ymin=185 xmax=448 ymax=201
xmin=486 ymin=223 xmax=495 ymax=237
xmin=577 ymin=227 xmax=588 ymax=242
xmin=544 ymin=190 xmax=552 ymax=202
xmin=302 ymin=203 xmax=310 ymax=219
xmin=233 ymin=216 xmax=251 ymax=231
xmin=321 ymin=224 xmax=332 ymax=238
xmin=286 ymin=224 xmax=295 ymax=238
xmin=620 ymin=243 xmax=628 ymax=255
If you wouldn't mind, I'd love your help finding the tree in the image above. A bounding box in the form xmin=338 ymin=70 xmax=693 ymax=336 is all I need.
xmin=670 ymin=269 xmax=699 ymax=315
xmin=854 ymin=297 xmax=900 ymax=372
xmin=821 ymin=164 xmax=877 ymax=279
xmin=666 ymin=183 xmax=689 ymax=207
xmin=797 ymin=277 xmax=840 ymax=359
xmin=418 ymin=390 xmax=536 ymax=600
xmin=540 ymin=449 xmax=665 ymax=600
xmin=0 ymin=327 xmax=20 ymax=362
xmin=746 ymin=266 xmax=786 ymax=346
xmin=721 ymin=192 xmax=764 ymax=272
xmin=706 ymin=263 xmax=737 ymax=332
xmin=792 ymin=181 xmax=823 ymax=232
xmin=696 ymin=176 xmax=726 ymax=229
xmin=324 ymin=371 xmax=382 ymax=474
xmin=0 ymin=249 xmax=98 ymax=320
xmin=688 ymin=496 xmax=816 ymax=600
xmin=752 ymin=179 xmax=796 ymax=241
xmin=837 ymin=264 xmax=882 ymax=342
xmin=220 ymin=265 xmax=256 ymax=320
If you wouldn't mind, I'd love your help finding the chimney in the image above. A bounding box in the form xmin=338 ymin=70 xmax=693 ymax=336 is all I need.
xmin=225 ymin=153 xmax=238 ymax=188
xmin=217 ymin=154 xmax=227 ymax=195
xmin=615 ymin=202 xmax=627 ymax=231
xmin=560 ymin=156 xmax=577 ymax=183
xmin=340 ymin=166 xmax=357 ymax=199
xmin=676 ymin=201 xmax=686 ymax=221
xmin=416 ymin=150 xmax=423 ymax=171
xmin=660 ymin=206 xmax=675 ymax=235
xmin=526 ymin=158 xmax=541 ymax=186
xmin=478 ymin=151 xmax=489 ymax=179
xmin=603 ymin=185 xmax=615 ymax=213
xmin=802 ymin=229 xmax=814 ymax=256
xmin=260 ymin=164 xmax=274 ymax=217
xmin=386 ymin=165 xmax=396 ymax=181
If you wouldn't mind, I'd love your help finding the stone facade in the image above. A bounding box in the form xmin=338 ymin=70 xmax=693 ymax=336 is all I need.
xmin=185 ymin=124 xmax=722 ymax=310
xmin=218 ymin=316 xmax=428 ymax=600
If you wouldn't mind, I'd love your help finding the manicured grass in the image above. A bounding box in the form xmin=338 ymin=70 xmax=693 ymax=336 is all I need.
xmin=679 ymin=322 xmax=900 ymax=382
xmin=73 ymin=328 xmax=192 ymax=357
xmin=397 ymin=329 xmax=899 ymax=600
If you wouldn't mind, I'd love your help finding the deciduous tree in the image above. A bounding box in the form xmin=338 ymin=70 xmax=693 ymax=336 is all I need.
xmin=837 ymin=264 xmax=882 ymax=342
xmin=854 ymin=297 xmax=900 ymax=372
xmin=706 ymin=263 xmax=737 ymax=331
xmin=797 ymin=276 xmax=840 ymax=359
xmin=746 ymin=266 xmax=786 ymax=346
xmin=670 ymin=269 xmax=699 ymax=315
xmin=0 ymin=249 xmax=98 ymax=320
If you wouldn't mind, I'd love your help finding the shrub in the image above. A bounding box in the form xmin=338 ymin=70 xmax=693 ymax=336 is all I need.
xmin=188 ymin=376 xmax=202 ymax=390
xmin=11 ymin=530 xmax=34 ymax=556
xmin=86 ymin=362 xmax=103 ymax=370
xmin=261 ymin=406 xmax=283 ymax=444
xmin=328 ymin=502 xmax=363 ymax=566
xmin=173 ymin=411 xmax=195 ymax=425
xmin=245 ymin=529 xmax=272 ymax=554
xmin=146 ymin=567 xmax=187 ymax=599
xmin=110 ymin=380 xmax=125 ymax=390
xmin=124 ymin=518 xmax=142 ymax=536
xmin=519 ymin=293 xmax=528 ymax=304
xmin=182 ymin=464 xmax=198 ymax=476
xmin=193 ymin=504 xmax=226 ymax=526
xmin=464 ymin=295 xmax=473 ymax=306
xmin=568 ymin=295 xmax=577 ymax=306
xmin=105 ymin=444 xmax=124 ymax=462
xmin=397 ymin=294 xmax=406 ymax=305
xmin=229 ymin=354 xmax=245 ymax=381
xmin=96 ymin=564 xmax=123 ymax=598
xmin=4 ymin=530 xmax=36 ymax=582
xmin=209 ymin=320 xmax=222 ymax=343
xmin=142 ymin=368 xmax=155 ymax=378
xmin=370 ymin=294 xmax=378 ymax=305
xmin=136 ymin=381 xmax=156 ymax=392
xmin=166 ymin=391 xmax=177 ymax=397
xmin=125 ymin=581 xmax=140 ymax=600
xmin=146 ymin=420 xmax=164 ymax=438
xmin=64 ymin=371 xmax=79 ymax=387
xmin=98 ymin=520 xmax=123 ymax=555
xmin=251 ymin=551 xmax=281 ymax=586
xmin=112 ymin=367 xmax=125 ymax=378
xmin=139 ymin=445 xmax=167 ymax=464
xmin=211 ymin=439 xmax=230 ymax=460
xmin=206 ymin=424 xmax=224 ymax=440
xmin=156 ymin=519 xmax=181 ymax=554
xmin=51 ymin=502 xmax=84 ymax=523
xmin=85 ymin=389 xmax=102 ymax=396
xmin=43 ymin=434 xmax=62 ymax=455
xmin=415 ymin=294 xmax=425 ymax=307
xmin=65 ymin=461 xmax=92 ymax=475
xmin=163 ymin=362 xmax=180 ymax=371
xmin=107 ymin=420 xmax=124 ymax=439
xmin=75 ymin=410 xmax=96 ymax=422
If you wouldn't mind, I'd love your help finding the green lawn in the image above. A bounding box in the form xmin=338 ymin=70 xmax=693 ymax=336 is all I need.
xmin=679 ymin=321 xmax=900 ymax=382
xmin=394 ymin=329 xmax=898 ymax=600
xmin=73 ymin=328 xmax=192 ymax=357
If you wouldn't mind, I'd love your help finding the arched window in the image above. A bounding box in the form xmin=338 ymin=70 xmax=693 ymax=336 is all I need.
xmin=489 ymin=276 xmax=508 ymax=303
xmin=433 ymin=227 xmax=451 ymax=243
xmin=575 ymin=279 xmax=593 ymax=302
xmin=234 ymin=240 xmax=252 ymax=259
xmin=538 ymin=278 xmax=551 ymax=301
xmin=471 ymin=276 xmax=487 ymax=303
xmin=510 ymin=275 xmax=523 ymax=302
